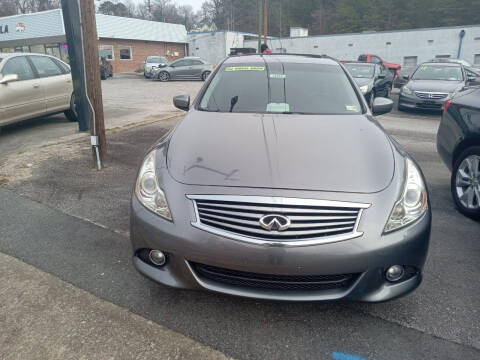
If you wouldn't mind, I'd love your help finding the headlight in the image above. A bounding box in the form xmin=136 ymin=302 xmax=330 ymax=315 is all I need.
xmin=401 ymin=86 xmax=412 ymax=95
xmin=359 ymin=85 xmax=369 ymax=94
xmin=135 ymin=151 xmax=172 ymax=221
xmin=384 ymin=158 xmax=427 ymax=233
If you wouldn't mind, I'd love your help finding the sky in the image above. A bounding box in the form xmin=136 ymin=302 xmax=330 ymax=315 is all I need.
xmin=131 ymin=0 xmax=204 ymax=11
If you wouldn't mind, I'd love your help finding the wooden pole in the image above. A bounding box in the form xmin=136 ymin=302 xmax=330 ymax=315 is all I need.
xmin=257 ymin=0 xmax=262 ymax=53
xmin=263 ymin=0 xmax=267 ymax=44
xmin=79 ymin=0 xmax=106 ymax=165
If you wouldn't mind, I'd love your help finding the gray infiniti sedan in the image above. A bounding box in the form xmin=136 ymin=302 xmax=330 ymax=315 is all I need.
xmin=152 ymin=56 xmax=214 ymax=82
xmin=131 ymin=54 xmax=431 ymax=302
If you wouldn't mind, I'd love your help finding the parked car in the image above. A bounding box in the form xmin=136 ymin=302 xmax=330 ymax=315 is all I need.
xmin=0 ymin=52 xmax=77 ymax=127
xmin=343 ymin=61 xmax=393 ymax=108
xmin=398 ymin=61 xmax=476 ymax=112
xmin=230 ymin=48 xmax=257 ymax=56
xmin=130 ymin=54 xmax=431 ymax=303
xmin=152 ymin=57 xmax=215 ymax=82
xmin=144 ymin=56 xmax=169 ymax=78
xmin=428 ymin=58 xmax=480 ymax=85
xmin=100 ymin=56 xmax=113 ymax=80
xmin=358 ymin=53 xmax=402 ymax=79
xmin=437 ymin=86 xmax=480 ymax=218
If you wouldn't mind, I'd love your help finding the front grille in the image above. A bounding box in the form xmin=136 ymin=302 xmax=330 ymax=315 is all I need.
xmin=191 ymin=262 xmax=359 ymax=291
xmin=414 ymin=91 xmax=448 ymax=99
xmin=188 ymin=195 xmax=370 ymax=245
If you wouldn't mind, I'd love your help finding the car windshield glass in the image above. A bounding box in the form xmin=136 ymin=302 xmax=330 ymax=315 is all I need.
xmin=412 ymin=65 xmax=463 ymax=81
xmin=199 ymin=62 xmax=362 ymax=115
xmin=147 ymin=57 xmax=166 ymax=63
xmin=344 ymin=64 xmax=375 ymax=78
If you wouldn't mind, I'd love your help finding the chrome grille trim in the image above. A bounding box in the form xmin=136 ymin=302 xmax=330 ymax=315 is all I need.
xmin=187 ymin=195 xmax=371 ymax=247
xmin=414 ymin=91 xmax=448 ymax=99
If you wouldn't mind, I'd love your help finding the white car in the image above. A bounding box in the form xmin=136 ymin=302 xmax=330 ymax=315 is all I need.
xmin=0 ymin=52 xmax=77 ymax=127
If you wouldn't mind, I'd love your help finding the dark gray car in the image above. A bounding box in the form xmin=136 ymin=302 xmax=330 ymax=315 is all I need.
xmin=398 ymin=62 xmax=474 ymax=112
xmin=153 ymin=56 xmax=214 ymax=82
xmin=131 ymin=54 xmax=431 ymax=302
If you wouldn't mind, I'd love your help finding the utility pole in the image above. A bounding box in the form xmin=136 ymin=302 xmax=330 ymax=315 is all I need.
xmin=263 ymin=0 xmax=268 ymax=44
xmin=79 ymin=0 xmax=106 ymax=167
xmin=257 ymin=0 xmax=262 ymax=52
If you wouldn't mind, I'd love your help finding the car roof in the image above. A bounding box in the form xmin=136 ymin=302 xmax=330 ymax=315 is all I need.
xmin=343 ymin=61 xmax=376 ymax=66
xmin=0 ymin=52 xmax=56 ymax=59
xmin=224 ymin=54 xmax=339 ymax=66
xmin=420 ymin=61 xmax=462 ymax=67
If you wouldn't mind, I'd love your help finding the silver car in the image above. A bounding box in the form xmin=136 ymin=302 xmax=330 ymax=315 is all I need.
xmin=131 ymin=54 xmax=431 ymax=302
xmin=0 ymin=52 xmax=76 ymax=127
xmin=144 ymin=56 xmax=168 ymax=79
xmin=152 ymin=57 xmax=214 ymax=82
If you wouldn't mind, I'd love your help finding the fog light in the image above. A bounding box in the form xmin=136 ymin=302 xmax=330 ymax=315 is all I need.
xmin=386 ymin=265 xmax=405 ymax=282
xmin=149 ymin=250 xmax=166 ymax=266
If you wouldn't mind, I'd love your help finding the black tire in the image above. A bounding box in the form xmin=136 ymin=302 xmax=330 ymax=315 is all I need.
xmin=385 ymin=85 xmax=391 ymax=99
xmin=451 ymin=146 xmax=480 ymax=219
xmin=397 ymin=103 xmax=406 ymax=112
xmin=368 ymin=92 xmax=375 ymax=109
xmin=202 ymin=71 xmax=211 ymax=81
xmin=158 ymin=71 xmax=170 ymax=82
xmin=101 ymin=70 xmax=106 ymax=80
xmin=64 ymin=93 xmax=78 ymax=122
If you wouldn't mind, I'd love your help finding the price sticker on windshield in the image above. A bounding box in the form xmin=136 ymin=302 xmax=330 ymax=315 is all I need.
xmin=225 ymin=66 xmax=265 ymax=71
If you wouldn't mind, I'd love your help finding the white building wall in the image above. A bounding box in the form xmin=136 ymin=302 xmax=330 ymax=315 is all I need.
xmin=188 ymin=31 xmax=245 ymax=65
xmin=244 ymin=25 xmax=480 ymax=68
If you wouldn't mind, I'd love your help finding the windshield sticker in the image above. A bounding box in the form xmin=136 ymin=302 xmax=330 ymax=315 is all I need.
xmin=345 ymin=105 xmax=358 ymax=111
xmin=267 ymin=103 xmax=290 ymax=112
xmin=270 ymin=74 xmax=286 ymax=79
xmin=225 ymin=66 xmax=265 ymax=71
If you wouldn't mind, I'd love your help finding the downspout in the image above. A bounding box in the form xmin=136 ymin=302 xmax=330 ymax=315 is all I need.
xmin=457 ymin=29 xmax=465 ymax=59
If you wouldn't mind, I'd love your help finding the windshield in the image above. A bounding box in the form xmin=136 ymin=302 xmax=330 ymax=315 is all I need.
xmin=199 ymin=62 xmax=362 ymax=115
xmin=147 ymin=57 xmax=167 ymax=63
xmin=412 ymin=65 xmax=463 ymax=81
xmin=344 ymin=64 xmax=375 ymax=78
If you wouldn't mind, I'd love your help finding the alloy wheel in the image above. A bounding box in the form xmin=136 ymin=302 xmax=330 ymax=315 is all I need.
xmin=455 ymin=155 xmax=480 ymax=210
xmin=159 ymin=72 xmax=170 ymax=82
xmin=202 ymin=71 xmax=211 ymax=81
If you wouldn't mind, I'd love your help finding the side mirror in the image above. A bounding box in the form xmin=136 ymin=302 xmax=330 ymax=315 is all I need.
xmin=372 ymin=97 xmax=393 ymax=116
xmin=467 ymin=75 xmax=476 ymax=83
xmin=0 ymin=73 xmax=19 ymax=84
xmin=402 ymin=75 xmax=409 ymax=80
xmin=173 ymin=94 xmax=190 ymax=111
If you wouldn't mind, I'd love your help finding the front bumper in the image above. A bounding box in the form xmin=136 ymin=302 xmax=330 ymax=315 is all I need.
xmin=398 ymin=92 xmax=448 ymax=111
xmin=130 ymin=190 xmax=431 ymax=302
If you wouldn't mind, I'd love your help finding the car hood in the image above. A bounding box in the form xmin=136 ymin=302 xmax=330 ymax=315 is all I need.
xmin=167 ymin=112 xmax=395 ymax=193
xmin=353 ymin=78 xmax=374 ymax=87
xmin=406 ymin=80 xmax=463 ymax=93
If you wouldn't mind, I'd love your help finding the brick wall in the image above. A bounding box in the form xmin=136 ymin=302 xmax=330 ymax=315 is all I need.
xmin=97 ymin=38 xmax=186 ymax=73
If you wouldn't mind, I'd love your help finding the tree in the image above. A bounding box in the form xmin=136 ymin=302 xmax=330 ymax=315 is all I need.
xmin=97 ymin=1 xmax=131 ymax=17
xmin=0 ymin=0 xmax=17 ymax=16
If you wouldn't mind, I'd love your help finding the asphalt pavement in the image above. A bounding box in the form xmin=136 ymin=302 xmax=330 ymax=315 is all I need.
xmin=1 ymin=100 xmax=479 ymax=359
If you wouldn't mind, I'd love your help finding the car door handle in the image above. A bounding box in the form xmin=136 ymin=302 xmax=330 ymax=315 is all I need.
xmin=66 ymin=79 xmax=71 ymax=83
xmin=33 ymin=84 xmax=40 ymax=88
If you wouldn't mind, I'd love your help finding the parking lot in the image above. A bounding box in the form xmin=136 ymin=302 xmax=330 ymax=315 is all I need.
xmin=1 ymin=75 xmax=479 ymax=360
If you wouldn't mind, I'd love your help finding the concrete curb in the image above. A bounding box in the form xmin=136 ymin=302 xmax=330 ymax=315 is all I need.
xmin=0 ymin=252 xmax=233 ymax=360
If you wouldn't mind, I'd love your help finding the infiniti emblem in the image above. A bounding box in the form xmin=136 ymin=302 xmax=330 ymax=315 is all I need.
xmin=259 ymin=214 xmax=291 ymax=231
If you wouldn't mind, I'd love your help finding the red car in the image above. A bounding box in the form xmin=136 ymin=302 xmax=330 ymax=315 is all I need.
xmin=358 ymin=54 xmax=401 ymax=78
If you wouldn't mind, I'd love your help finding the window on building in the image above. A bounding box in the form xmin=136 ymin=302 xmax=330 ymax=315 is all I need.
xmin=45 ymin=44 xmax=61 ymax=59
xmin=403 ymin=56 xmax=418 ymax=67
xmin=30 ymin=44 xmax=46 ymax=54
xmin=29 ymin=55 xmax=63 ymax=77
xmin=1 ymin=56 xmax=36 ymax=81
xmin=119 ymin=46 xmax=132 ymax=60
xmin=436 ymin=55 xmax=451 ymax=59
xmin=474 ymin=54 xmax=480 ymax=65
xmin=99 ymin=45 xmax=114 ymax=60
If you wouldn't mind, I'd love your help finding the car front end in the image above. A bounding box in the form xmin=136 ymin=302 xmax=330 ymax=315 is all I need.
xmin=130 ymin=55 xmax=431 ymax=303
